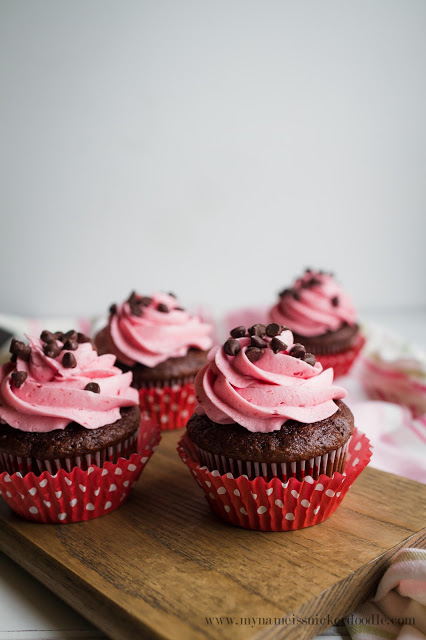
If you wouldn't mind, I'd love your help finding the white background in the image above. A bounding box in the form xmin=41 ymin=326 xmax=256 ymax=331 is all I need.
xmin=1 ymin=0 xmax=425 ymax=320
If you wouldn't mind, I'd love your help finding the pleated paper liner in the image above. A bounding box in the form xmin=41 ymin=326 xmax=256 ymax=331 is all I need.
xmin=139 ymin=379 xmax=197 ymax=431
xmin=314 ymin=333 xmax=366 ymax=378
xmin=0 ymin=415 xmax=161 ymax=524
xmin=178 ymin=427 xmax=372 ymax=531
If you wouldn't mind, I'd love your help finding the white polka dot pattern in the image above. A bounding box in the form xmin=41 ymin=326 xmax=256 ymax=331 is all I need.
xmin=139 ymin=381 xmax=198 ymax=431
xmin=177 ymin=426 xmax=372 ymax=532
xmin=0 ymin=419 xmax=161 ymax=524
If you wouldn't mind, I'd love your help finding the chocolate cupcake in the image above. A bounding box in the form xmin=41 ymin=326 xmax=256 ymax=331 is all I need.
xmin=0 ymin=331 xmax=140 ymax=475
xmin=178 ymin=324 xmax=372 ymax=531
xmin=269 ymin=270 xmax=365 ymax=377
xmin=95 ymin=291 xmax=213 ymax=430
xmin=186 ymin=324 xmax=351 ymax=481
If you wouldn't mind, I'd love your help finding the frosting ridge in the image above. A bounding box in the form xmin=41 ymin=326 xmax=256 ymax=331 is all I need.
xmin=195 ymin=326 xmax=347 ymax=433
xmin=0 ymin=334 xmax=139 ymax=433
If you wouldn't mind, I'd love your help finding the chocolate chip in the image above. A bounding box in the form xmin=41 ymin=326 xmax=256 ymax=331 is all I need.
xmin=248 ymin=324 xmax=266 ymax=337
xmin=157 ymin=303 xmax=169 ymax=313
xmin=168 ymin=292 xmax=176 ymax=298
xmin=289 ymin=343 xmax=306 ymax=359
xmin=270 ymin=337 xmax=288 ymax=353
xmin=308 ymin=277 xmax=321 ymax=287
xmin=279 ymin=288 xmax=291 ymax=297
xmin=127 ymin=291 xmax=137 ymax=303
xmin=140 ymin=297 xmax=152 ymax=307
xmin=63 ymin=339 xmax=78 ymax=351
xmin=12 ymin=371 xmax=28 ymax=389
xmin=11 ymin=371 xmax=27 ymax=388
xmin=40 ymin=330 xmax=56 ymax=343
xmin=9 ymin=339 xmax=31 ymax=361
xmin=62 ymin=352 xmax=77 ymax=368
xmin=230 ymin=326 xmax=246 ymax=339
xmin=246 ymin=347 xmax=264 ymax=363
xmin=77 ymin=332 xmax=91 ymax=344
xmin=62 ymin=330 xmax=77 ymax=342
xmin=175 ymin=306 xmax=185 ymax=311
xmin=10 ymin=354 xmax=17 ymax=363
xmin=130 ymin=303 xmax=143 ymax=317
xmin=331 ymin=296 xmax=339 ymax=307
xmin=251 ymin=335 xmax=267 ymax=349
xmin=304 ymin=353 xmax=316 ymax=366
xmin=265 ymin=323 xmax=281 ymax=337
xmin=85 ymin=382 xmax=100 ymax=393
xmin=292 ymin=290 xmax=301 ymax=301
xmin=305 ymin=267 xmax=312 ymax=273
xmin=109 ymin=303 xmax=117 ymax=315
xmin=43 ymin=341 xmax=61 ymax=358
xmin=224 ymin=338 xmax=241 ymax=356
xmin=54 ymin=331 xmax=64 ymax=341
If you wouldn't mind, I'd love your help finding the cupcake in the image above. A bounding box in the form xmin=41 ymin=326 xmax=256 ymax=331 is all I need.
xmin=269 ymin=269 xmax=365 ymax=377
xmin=178 ymin=323 xmax=372 ymax=531
xmin=0 ymin=330 xmax=160 ymax=523
xmin=95 ymin=291 xmax=213 ymax=430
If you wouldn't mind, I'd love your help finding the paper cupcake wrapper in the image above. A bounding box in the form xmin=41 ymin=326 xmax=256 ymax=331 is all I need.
xmin=0 ymin=431 xmax=139 ymax=476
xmin=0 ymin=416 xmax=161 ymax=524
xmin=178 ymin=427 xmax=372 ymax=531
xmin=139 ymin=381 xmax=197 ymax=431
xmin=192 ymin=440 xmax=349 ymax=482
xmin=315 ymin=333 xmax=366 ymax=378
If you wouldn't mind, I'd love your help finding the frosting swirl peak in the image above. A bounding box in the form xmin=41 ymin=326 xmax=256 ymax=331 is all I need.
xmin=0 ymin=333 xmax=139 ymax=433
xmin=270 ymin=270 xmax=357 ymax=337
xmin=104 ymin=291 xmax=213 ymax=368
xmin=195 ymin=326 xmax=346 ymax=433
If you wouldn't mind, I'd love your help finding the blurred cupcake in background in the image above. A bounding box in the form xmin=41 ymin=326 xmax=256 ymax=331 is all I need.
xmin=95 ymin=291 xmax=213 ymax=430
xmin=0 ymin=330 xmax=160 ymax=523
xmin=269 ymin=269 xmax=365 ymax=377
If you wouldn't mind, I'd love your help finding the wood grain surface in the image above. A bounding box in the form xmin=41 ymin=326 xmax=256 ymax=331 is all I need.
xmin=0 ymin=430 xmax=425 ymax=640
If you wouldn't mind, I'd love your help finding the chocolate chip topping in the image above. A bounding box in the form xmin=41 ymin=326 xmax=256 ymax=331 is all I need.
xmin=308 ymin=277 xmax=321 ymax=287
xmin=54 ymin=331 xmax=64 ymax=340
xmin=85 ymin=382 xmax=100 ymax=393
xmin=168 ymin=292 xmax=176 ymax=298
xmin=127 ymin=291 xmax=138 ymax=303
xmin=130 ymin=302 xmax=143 ymax=317
xmin=77 ymin=332 xmax=91 ymax=344
xmin=43 ymin=341 xmax=61 ymax=358
xmin=279 ymin=288 xmax=291 ymax=298
xmin=63 ymin=339 xmax=78 ymax=351
xmin=265 ymin=323 xmax=281 ymax=337
xmin=270 ymin=337 xmax=288 ymax=353
xmin=230 ymin=326 xmax=246 ymax=339
xmin=224 ymin=338 xmax=241 ymax=356
xmin=246 ymin=347 xmax=264 ymax=363
xmin=140 ymin=296 xmax=152 ymax=307
xmin=62 ymin=352 xmax=77 ymax=368
xmin=289 ymin=343 xmax=306 ymax=359
xmin=175 ymin=306 xmax=185 ymax=311
xmin=40 ymin=330 xmax=56 ymax=343
xmin=62 ymin=330 xmax=77 ymax=342
xmin=157 ymin=303 xmax=169 ymax=313
xmin=331 ymin=296 xmax=339 ymax=307
xmin=250 ymin=335 xmax=267 ymax=349
xmin=109 ymin=303 xmax=117 ymax=315
xmin=304 ymin=353 xmax=316 ymax=366
xmin=9 ymin=339 xmax=31 ymax=361
xmin=248 ymin=324 xmax=266 ymax=337
xmin=11 ymin=371 xmax=28 ymax=388
xmin=292 ymin=290 xmax=301 ymax=301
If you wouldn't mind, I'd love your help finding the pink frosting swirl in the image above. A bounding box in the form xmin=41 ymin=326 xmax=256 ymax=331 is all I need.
xmin=0 ymin=337 xmax=139 ymax=433
xmin=195 ymin=329 xmax=347 ymax=433
xmin=105 ymin=292 xmax=213 ymax=368
xmin=270 ymin=271 xmax=357 ymax=337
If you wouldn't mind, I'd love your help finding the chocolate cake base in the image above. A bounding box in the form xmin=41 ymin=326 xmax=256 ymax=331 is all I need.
xmin=0 ymin=405 xmax=141 ymax=476
xmin=292 ymin=324 xmax=360 ymax=355
xmin=186 ymin=401 xmax=354 ymax=480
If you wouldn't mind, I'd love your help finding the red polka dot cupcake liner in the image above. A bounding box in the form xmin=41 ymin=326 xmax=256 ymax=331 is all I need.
xmin=139 ymin=381 xmax=197 ymax=431
xmin=315 ymin=333 xmax=366 ymax=378
xmin=0 ymin=416 xmax=161 ymax=524
xmin=178 ymin=427 xmax=372 ymax=531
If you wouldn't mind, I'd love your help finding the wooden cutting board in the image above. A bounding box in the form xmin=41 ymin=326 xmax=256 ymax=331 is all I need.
xmin=0 ymin=430 xmax=425 ymax=640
